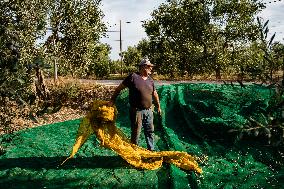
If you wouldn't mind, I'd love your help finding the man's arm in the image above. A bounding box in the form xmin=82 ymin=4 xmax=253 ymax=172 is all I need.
xmin=109 ymin=83 xmax=127 ymax=105
xmin=153 ymin=90 xmax=161 ymax=115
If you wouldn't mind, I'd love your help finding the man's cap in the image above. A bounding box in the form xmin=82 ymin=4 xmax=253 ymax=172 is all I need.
xmin=138 ymin=58 xmax=155 ymax=67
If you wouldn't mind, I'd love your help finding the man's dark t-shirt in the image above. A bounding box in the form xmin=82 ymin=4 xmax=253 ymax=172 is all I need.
xmin=122 ymin=72 xmax=155 ymax=109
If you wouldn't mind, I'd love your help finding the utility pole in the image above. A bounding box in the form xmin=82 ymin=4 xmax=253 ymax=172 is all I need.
xmin=106 ymin=20 xmax=130 ymax=76
xmin=47 ymin=27 xmax=58 ymax=83
xmin=119 ymin=20 xmax=123 ymax=76
xmin=53 ymin=37 xmax=58 ymax=83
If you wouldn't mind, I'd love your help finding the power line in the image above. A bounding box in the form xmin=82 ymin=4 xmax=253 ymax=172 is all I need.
xmin=264 ymin=0 xmax=283 ymax=4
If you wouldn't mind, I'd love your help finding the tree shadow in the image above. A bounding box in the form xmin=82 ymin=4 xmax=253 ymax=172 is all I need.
xmin=0 ymin=155 xmax=131 ymax=170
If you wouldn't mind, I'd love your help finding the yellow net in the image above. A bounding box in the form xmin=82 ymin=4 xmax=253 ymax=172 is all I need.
xmin=61 ymin=100 xmax=202 ymax=174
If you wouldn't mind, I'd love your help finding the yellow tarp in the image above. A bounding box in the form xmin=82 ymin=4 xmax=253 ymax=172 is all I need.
xmin=62 ymin=100 xmax=202 ymax=174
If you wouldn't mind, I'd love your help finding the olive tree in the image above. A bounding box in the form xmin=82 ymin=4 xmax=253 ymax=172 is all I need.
xmin=143 ymin=0 xmax=265 ymax=79
xmin=45 ymin=0 xmax=107 ymax=77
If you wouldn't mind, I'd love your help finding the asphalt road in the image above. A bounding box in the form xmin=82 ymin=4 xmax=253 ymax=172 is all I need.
xmin=78 ymin=79 xmax=229 ymax=86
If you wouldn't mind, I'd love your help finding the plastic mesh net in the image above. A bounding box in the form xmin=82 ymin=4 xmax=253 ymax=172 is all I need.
xmin=0 ymin=83 xmax=283 ymax=188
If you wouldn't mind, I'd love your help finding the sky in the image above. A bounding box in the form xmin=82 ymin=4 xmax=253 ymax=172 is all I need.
xmin=100 ymin=0 xmax=284 ymax=60
xmin=99 ymin=0 xmax=164 ymax=60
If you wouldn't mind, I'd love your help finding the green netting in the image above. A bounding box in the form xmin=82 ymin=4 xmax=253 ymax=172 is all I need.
xmin=0 ymin=83 xmax=283 ymax=188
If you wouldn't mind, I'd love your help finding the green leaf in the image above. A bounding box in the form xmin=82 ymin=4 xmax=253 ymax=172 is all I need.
xmin=43 ymin=64 xmax=52 ymax=69
xmin=262 ymin=20 xmax=269 ymax=29
xmin=16 ymin=78 xmax=25 ymax=84
xmin=263 ymin=128 xmax=271 ymax=136
xmin=268 ymin=33 xmax=276 ymax=47
xmin=254 ymin=130 xmax=259 ymax=137
xmin=264 ymin=27 xmax=269 ymax=35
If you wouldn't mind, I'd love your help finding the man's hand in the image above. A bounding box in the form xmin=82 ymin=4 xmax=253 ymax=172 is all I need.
xmin=157 ymin=107 xmax=162 ymax=116
xmin=107 ymin=100 xmax=114 ymax=107
xmin=153 ymin=90 xmax=161 ymax=115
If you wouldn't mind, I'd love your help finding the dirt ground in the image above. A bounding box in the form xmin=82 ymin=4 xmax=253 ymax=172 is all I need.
xmin=32 ymin=107 xmax=86 ymax=127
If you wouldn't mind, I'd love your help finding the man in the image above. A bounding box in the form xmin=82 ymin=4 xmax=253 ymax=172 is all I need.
xmin=109 ymin=58 xmax=161 ymax=151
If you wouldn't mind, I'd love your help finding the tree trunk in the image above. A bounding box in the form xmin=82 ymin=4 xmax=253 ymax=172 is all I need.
xmin=35 ymin=67 xmax=50 ymax=100
xmin=215 ymin=65 xmax=221 ymax=80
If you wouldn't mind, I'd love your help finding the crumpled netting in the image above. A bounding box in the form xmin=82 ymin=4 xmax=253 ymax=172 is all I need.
xmin=61 ymin=100 xmax=202 ymax=174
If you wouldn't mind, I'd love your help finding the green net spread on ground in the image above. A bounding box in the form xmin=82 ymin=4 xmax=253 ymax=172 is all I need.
xmin=0 ymin=83 xmax=283 ymax=188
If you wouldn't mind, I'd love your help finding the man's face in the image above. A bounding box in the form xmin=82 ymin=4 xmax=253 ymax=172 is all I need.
xmin=143 ymin=65 xmax=153 ymax=75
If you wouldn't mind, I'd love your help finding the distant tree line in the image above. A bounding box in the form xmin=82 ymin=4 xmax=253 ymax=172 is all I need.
xmin=122 ymin=0 xmax=284 ymax=81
